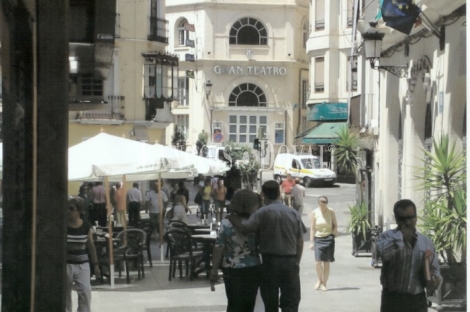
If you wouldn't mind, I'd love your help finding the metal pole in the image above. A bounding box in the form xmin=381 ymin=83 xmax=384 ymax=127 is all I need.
xmin=158 ymin=174 xmax=164 ymax=262
xmin=104 ymin=177 xmax=115 ymax=287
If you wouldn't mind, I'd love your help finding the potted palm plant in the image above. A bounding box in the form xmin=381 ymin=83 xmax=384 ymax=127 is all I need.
xmin=416 ymin=135 xmax=466 ymax=307
xmin=334 ymin=126 xmax=360 ymax=183
xmin=345 ymin=201 xmax=372 ymax=257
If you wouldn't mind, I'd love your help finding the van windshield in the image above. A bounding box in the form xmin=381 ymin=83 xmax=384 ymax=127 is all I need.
xmin=301 ymin=158 xmax=320 ymax=169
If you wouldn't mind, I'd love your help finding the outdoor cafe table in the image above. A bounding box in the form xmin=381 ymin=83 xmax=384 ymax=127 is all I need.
xmin=191 ymin=234 xmax=217 ymax=278
xmin=194 ymin=228 xmax=211 ymax=233
xmin=186 ymin=223 xmax=211 ymax=231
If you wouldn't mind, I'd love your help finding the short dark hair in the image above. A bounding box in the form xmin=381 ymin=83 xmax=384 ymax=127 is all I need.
xmin=393 ymin=199 xmax=417 ymax=218
xmin=262 ymin=180 xmax=280 ymax=200
xmin=228 ymin=189 xmax=262 ymax=217
xmin=133 ymin=182 xmax=139 ymax=188
xmin=69 ymin=196 xmax=85 ymax=215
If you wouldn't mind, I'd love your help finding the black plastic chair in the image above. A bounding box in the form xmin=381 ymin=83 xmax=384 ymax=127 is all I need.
xmin=114 ymin=229 xmax=147 ymax=283
xmin=136 ymin=220 xmax=154 ymax=267
xmin=164 ymin=228 xmax=203 ymax=281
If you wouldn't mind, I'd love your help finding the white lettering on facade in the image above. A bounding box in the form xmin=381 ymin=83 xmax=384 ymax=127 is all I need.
xmin=213 ymin=65 xmax=287 ymax=76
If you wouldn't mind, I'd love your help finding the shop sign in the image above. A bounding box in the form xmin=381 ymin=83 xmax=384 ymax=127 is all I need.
xmin=307 ymin=102 xmax=348 ymax=121
xmin=213 ymin=65 xmax=287 ymax=76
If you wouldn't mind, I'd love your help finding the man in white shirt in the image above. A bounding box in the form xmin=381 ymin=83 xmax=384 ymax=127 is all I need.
xmin=145 ymin=182 xmax=168 ymax=234
xmin=127 ymin=182 xmax=142 ymax=226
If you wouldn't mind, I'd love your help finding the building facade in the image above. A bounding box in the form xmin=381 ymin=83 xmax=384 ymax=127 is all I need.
xmin=67 ymin=0 xmax=177 ymax=194
xmin=301 ymin=0 xmax=360 ymax=167
xmin=166 ymin=0 xmax=309 ymax=157
xmin=356 ymin=0 xmax=466 ymax=227
xmin=68 ymin=0 xmax=174 ymax=148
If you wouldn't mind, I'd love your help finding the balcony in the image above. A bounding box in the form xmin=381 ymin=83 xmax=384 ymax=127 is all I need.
xmin=77 ymin=95 xmax=125 ymax=124
xmin=148 ymin=17 xmax=169 ymax=44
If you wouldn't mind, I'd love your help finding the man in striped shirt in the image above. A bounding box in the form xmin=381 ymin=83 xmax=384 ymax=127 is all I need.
xmin=377 ymin=199 xmax=441 ymax=312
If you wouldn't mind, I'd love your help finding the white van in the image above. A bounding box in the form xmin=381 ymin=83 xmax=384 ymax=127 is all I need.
xmin=273 ymin=153 xmax=337 ymax=187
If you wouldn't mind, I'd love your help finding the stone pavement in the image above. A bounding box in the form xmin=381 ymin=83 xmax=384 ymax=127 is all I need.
xmin=79 ymin=181 xmax=442 ymax=312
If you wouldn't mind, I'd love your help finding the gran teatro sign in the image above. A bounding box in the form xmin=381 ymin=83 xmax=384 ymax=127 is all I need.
xmin=213 ymin=65 xmax=287 ymax=76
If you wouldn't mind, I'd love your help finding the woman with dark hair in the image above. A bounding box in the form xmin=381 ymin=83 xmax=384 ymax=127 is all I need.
xmin=66 ymin=196 xmax=100 ymax=312
xmin=209 ymin=189 xmax=262 ymax=312
xmin=309 ymin=195 xmax=338 ymax=291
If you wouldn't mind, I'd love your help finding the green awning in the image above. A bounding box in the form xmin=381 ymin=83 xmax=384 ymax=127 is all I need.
xmin=295 ymin=122 xmax=348 ymax=144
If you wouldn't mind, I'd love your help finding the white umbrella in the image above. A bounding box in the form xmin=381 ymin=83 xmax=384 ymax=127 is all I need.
xmin=151 ymin=143 xmax=230 ymax=177
xmin=68 ymin=133 xmax=170 ymax=181
xmin=68 ymin=132 xmax=174 ymax=287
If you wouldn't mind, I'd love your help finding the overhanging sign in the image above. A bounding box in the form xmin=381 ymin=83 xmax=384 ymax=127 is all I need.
xmin=307 ymin=102 xmax=348 ymax=121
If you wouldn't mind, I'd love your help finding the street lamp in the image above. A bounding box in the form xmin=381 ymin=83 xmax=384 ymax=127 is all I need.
xmin=362 ymin=32 xmax=408 ymax=78
xmin=205 ymin=80 xmax=213 ymax=99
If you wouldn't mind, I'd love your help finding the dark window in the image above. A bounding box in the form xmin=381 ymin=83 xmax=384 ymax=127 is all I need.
xmin=229 ymin=18 xmax=267 ymax=45
xmin=228 ymin=83 xmax=266 ymax=107
xmin=81 ymin=74 xmax=103 ymax=96
xmin=424 ymin=103 xmax=432 ymax=139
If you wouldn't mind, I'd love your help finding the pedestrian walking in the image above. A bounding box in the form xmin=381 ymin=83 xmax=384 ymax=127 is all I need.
xmin=113 ymin=182 xmax=126 ymax=226
xmin=91 ymin=182 xmax=106 ymax=226
xmin=309 ymin=196 xmax=338 ymax=291
xmin=127 ymin=182 xmax=142 ymax=226
xmin=210 ymin=189 xmax=263 ymax=312
xmin=212 ymin=179 xmax=227 ymax=222
xmin=280 ymin=173 xmax=295 ymax=207
xmin=145 ymin=181 xmax=168 ymax=234
xmin=290 ymin=178 xmax=306 ymax=215
xmin=228 ymin=180 xmax=306 ymax=312
xmin=377 ymin=199 xmax=441 ymax=312
xmin=66 ymin=196 xmax=100 ymax=312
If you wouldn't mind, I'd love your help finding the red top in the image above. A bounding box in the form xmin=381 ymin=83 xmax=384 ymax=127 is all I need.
xmin=280 ymin=179 xmax=295 ymax=194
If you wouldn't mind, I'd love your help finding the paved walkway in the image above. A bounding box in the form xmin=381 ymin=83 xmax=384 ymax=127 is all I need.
xmin=78 ymin=182 xmax=447 ymax=311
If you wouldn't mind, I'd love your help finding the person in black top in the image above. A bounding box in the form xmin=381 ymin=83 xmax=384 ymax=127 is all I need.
xmin=178 ymin=180 xmax=190 ymax=205
xmin=66 ymin=196 xmax=100 ymax=312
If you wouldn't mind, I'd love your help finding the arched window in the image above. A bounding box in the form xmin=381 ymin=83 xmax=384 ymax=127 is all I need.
xmin=177 ymin=19 xmax=189 ymax=46
xmin=229 ymin=83 xmax=266 ymax=107
xmin=229 ymin=18 xmax=267 ymax=45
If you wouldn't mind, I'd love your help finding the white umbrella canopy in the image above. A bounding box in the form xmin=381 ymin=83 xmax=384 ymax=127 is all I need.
xmin=152 ymin=143 xmax=230 ymax=178
xmin=68 ymin=133 xmax=172 ymax=181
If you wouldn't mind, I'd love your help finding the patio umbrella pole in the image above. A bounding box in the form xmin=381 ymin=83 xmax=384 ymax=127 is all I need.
xmin=122 ymin=174 xmax=127 ymax=231
xmin=158 ymin=173 xmax=164 ymax=262
xmin=104 ymin=176 xmax=115 ymax=287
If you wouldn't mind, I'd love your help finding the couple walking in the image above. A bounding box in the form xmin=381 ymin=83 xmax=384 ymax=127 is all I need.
xmin=210 ymin=180 xmax=307 ymax=312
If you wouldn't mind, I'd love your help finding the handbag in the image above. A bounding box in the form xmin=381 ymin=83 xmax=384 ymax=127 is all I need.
xmin=194 ymin=191 xmax=203 ymax=205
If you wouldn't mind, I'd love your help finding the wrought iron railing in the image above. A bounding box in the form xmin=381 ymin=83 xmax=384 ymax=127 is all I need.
xmin=79 ymin=95 xmax=125 ymax=120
